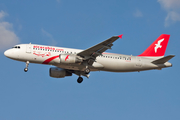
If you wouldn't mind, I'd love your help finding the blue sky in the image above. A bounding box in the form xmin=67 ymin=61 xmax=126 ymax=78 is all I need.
xmin=0 ymin=0 xmax=180 ymax=120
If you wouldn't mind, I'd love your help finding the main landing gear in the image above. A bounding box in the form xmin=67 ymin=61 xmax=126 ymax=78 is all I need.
xmin=24 ymin=61 xmax=29 ymax=72
xmin=84 ymin=68 xmax=90 ymax=74
xmin=76 ymin=67 xmax=90 ymax=83
xmin=77 ymin=67 xmax=90 ymax=83
xmin=77 ymin=77 xmax=83 ymax=83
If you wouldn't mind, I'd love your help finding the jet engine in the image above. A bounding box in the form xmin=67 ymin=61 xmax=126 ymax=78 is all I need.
xmin=49 ymin=67 xmax=72 ymax=78
xmin=60 ymin=54 xmax=83 ymax=64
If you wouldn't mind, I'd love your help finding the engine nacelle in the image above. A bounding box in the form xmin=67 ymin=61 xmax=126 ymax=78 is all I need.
xmin=49 ymin=67 xmax=72 ymax=78
xmin=60 ymin=54 xmax=83 ymax=64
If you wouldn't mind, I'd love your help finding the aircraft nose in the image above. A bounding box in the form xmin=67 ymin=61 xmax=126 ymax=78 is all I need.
xmin=4 ymin=49 xmax=12 ymax=58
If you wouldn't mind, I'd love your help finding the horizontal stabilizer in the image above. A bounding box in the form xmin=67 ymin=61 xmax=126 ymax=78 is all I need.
xmin=152 ymin=55 xmax=175 ymax=64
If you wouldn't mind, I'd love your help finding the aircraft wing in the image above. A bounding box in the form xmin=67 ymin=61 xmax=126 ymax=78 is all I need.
xmin=77 ymin=34 xmax=123 ymax=64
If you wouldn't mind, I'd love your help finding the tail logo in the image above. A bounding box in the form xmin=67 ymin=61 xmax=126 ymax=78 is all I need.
xmin=154 ymin=38 xmax=164 ymax=53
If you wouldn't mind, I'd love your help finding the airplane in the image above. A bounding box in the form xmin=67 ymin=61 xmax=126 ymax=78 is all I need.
xmin=4 ymin=34 xmax=174 ymax=83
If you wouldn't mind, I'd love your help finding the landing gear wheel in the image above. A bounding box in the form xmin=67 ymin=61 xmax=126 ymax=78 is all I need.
xmin=84 ymin=68 xmax=90 ymax=74
xmin=24 ymin=68 xmax=28 ymax=72
xmin=77 ymin=77 xmax=83 ymax=83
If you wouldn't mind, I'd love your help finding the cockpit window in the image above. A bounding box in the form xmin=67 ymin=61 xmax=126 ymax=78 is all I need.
xmin=12 ymin=46 xmax=20 ymax=49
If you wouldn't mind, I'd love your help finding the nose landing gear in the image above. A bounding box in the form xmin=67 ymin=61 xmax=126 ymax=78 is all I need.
xmin=24 ymin=61 xmax=29 ymax=72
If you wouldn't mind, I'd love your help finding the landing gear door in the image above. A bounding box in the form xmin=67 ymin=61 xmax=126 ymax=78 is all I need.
xmin=26 ymin=44 xmax=32 ymax=53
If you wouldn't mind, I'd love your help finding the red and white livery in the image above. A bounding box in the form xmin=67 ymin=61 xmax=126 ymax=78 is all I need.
xmin=4 ymin=34 xmax=174 ymax=83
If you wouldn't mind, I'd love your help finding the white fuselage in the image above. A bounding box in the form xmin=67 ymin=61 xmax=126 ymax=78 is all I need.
xmin=4 ymin=44 xmax=172 ymax=72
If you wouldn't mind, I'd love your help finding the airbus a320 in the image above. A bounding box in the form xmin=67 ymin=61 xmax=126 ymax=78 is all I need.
xmin=4 ymin=34 xmax=174 ymax=83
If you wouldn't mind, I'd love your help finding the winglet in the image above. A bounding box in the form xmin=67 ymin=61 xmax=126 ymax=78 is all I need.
xmin=118 ymin=34 xmax=123 ymax=39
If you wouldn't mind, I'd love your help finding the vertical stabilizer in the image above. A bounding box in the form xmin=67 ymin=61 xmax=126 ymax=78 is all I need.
xmin=138 ymin=34 xmax=170 ymax=57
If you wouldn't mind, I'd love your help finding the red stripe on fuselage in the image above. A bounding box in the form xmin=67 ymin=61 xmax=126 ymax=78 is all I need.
xmin=42 ymin=55 xmax=59 ymax=64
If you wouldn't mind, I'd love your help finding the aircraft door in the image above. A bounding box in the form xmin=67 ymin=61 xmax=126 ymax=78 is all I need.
xmin=26 ymin=44 xmax=32 ymax=53
xmin=136 ymin=57 xmax=142 ymax=67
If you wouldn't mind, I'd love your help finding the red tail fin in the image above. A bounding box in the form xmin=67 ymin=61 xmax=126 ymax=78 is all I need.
xmin=138 ymin=34 xmax=170 ymax=57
